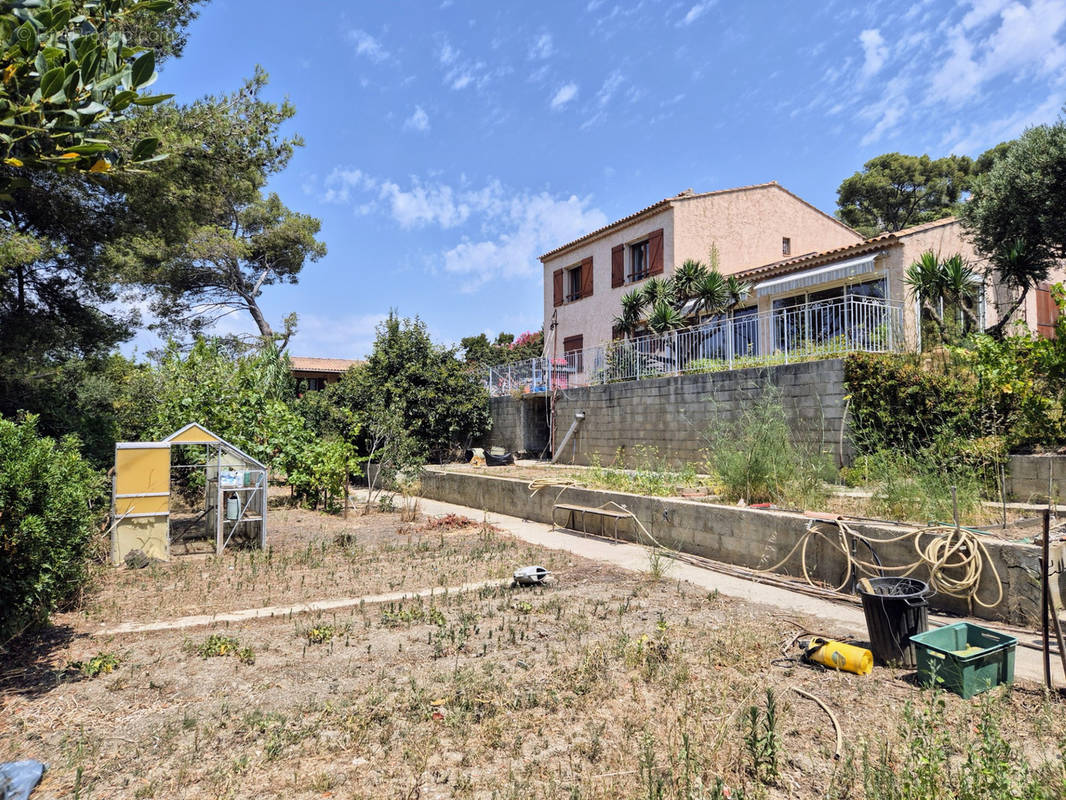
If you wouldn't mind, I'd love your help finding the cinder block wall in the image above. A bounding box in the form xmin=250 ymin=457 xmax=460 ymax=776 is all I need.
xmin=480 ymin=395 xmax=550 ymax=457
xmin=1007 ymin=455 xmax=1066 ymax=503
xmin=509 ymin=360 xmax=850 ymax=467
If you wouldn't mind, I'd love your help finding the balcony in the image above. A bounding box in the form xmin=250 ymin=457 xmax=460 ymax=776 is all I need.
xmin=484 ymin=295 xmax=905 ymax=396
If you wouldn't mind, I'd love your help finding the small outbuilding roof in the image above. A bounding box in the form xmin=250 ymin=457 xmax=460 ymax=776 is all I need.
xmin=289 ymin=356 xmax=362 ymax=373
xmin=162 ymin=423 xmax=266 ymax=469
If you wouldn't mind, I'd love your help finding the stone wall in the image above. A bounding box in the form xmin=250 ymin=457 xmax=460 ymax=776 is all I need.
xmin=419 ymin=467 xmax=1048 ymax=627
xmin=488 ymin=359 xmax=849 ymax=467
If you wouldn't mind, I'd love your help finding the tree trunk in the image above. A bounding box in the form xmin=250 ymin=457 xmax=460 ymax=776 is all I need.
xmin=984 ymin=287 xmax=1029 ymax=340
xmin=243 ymin=294 xmax=274 ymax=341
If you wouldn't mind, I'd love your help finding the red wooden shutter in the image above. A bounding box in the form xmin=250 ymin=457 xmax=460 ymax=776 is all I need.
xmin=648 ymin=228 xmax=664 ymax=275
xmin=580 ymin=257 xmax=594 ymax=299
xmin=611 ymin=245 xmax=624 ymax=288
xmin=563 ymin=334 xmax=584 ymax=371
xmin=553 ymin=268 xmax=564 ymax=307
xmin=1036 ymin=281 xmax=1058 ymax=339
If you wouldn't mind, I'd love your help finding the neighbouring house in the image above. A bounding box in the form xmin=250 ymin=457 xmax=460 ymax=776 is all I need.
xmin=289 ymin=357 xmax=361 ymax=391
xmin=527 ymin=183 xmax=1064 ymax=392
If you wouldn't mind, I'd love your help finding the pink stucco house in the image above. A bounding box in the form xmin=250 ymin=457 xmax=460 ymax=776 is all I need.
xmin=534 ymin=182 xmax=1062 ymax=386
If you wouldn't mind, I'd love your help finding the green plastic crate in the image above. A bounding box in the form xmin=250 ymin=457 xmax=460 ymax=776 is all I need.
xmin=910 ymin=622 xmax=1017 ymax=699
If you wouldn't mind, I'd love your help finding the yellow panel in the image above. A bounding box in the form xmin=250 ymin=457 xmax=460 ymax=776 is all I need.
xmin=115 ymin=495 xmax=169 ymax=516
xmin=112 ymin=516 xmax=169 ymax=565
xmin=168 ymin=424 xmax=221 ymax=444
xmin=115 ymin=447 xmax=171 ymax=495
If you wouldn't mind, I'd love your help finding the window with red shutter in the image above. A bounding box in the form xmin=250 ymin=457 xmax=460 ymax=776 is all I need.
xmin=611 ymin=245 xmax=624 ymax=288
xmin=648 ymin=228 xmax=664 ymax=275
xmin=552 ymin=268 xmax=564 ymax=307
xmin=580 ymin=257 xmax=593 ymax=299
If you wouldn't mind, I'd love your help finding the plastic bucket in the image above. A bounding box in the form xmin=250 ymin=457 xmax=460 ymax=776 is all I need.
xmin=857 ymin=576 xmax=931 ymax=667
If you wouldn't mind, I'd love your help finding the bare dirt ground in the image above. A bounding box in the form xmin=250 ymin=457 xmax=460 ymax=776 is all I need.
xmin=2 ymin=505 xmax=1064 ymax=799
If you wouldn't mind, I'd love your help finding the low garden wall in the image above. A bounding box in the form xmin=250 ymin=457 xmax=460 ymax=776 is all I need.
xmin=420 ymin=467 xmax=1053 ymax=627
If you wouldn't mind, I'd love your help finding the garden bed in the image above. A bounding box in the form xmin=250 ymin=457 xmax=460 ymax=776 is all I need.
xmin=2 ymin=505 xmax=1064 ymax=799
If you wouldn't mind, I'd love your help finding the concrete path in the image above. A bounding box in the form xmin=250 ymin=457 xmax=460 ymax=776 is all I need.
xmin=413 ymin=494 xmax=1062 ymax=688
xmin=93 ymin=580 xmax=500 ymax=637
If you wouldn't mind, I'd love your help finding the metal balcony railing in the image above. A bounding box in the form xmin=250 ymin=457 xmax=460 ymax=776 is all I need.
xmin=484 ymin=295 xmax=905 ymax=397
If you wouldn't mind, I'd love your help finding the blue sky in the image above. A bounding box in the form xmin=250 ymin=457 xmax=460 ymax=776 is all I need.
xmin=132 ymin=0 xmax=1066 ymax=359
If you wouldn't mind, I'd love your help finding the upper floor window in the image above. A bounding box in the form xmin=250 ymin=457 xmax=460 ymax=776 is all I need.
xmin=566 ymin=264 xmax=583 ymax=302
xmin=629 ymin=240 xmax=649 ymax=282
xmin=782 ymin=237 xmax=791 ymax=256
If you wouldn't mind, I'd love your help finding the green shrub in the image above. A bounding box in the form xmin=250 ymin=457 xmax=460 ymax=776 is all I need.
xmin=0 ymin=415 xmax=106 ymax=642
xmin=706 ymin=390 xmax=834 ymax=506
xmin=847 ymin=449 xmax=983 ymax=523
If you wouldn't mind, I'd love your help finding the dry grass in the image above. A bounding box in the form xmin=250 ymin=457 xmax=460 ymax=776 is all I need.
xmin=1 ymin=505 xmax=1064 ymax=799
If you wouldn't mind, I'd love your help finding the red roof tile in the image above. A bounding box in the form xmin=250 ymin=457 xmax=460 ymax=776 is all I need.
xmin=289 ymin=357 xmax=362 ymax=373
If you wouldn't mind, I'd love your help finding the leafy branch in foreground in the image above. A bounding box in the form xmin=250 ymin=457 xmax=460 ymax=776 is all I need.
xmin=0 ymin=0 xmax=177 ymax=184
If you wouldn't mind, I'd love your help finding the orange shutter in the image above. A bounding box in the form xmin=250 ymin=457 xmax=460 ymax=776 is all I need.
xmin=611 ymin=245 xmax=624 ymax=288
xmin=580 ymin=257 xmax=594 ymax=299
xmin=648 ymin=228 xmax=664 ymax=275
xmin=553 ymin=268 xmax=564 ymax=307
xmin=1036 ymin=282 xmax=1058 ymax=339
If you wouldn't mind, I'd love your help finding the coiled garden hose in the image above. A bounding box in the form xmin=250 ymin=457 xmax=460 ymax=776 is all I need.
xmin=765 ymin=518 xmax=1004 ymax=609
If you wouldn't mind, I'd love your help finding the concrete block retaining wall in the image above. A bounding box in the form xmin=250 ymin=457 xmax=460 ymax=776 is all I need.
xmin=480 ymin=395 xmax=549 ymax=457
xmin=1007 ymin=455 xmax=1066 ymax=503
xmin=420 ymin=467 xmax=1050 ymax=627
xmin=482 ymin=359 xmax=850 ymax=468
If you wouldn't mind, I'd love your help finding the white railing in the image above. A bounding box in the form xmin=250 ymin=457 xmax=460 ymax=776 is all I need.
xmin=484 ymin=296 xmax=904 ymax=396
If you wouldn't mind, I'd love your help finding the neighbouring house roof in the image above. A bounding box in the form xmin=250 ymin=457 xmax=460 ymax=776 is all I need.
xmin=735 ymin=217 xmax=961 ymax=285
xmin=289 ymin=356 xmax=362 ymax=374
xmin=538 ymin=181 xmax=861 ymax=262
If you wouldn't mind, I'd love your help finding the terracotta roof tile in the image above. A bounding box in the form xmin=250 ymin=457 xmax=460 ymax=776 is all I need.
xmin=289 ymin=357 xmax=362 ymax=373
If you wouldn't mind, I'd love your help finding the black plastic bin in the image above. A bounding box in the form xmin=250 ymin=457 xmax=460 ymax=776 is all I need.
xmin=857 ymin=577 xmax=931 ymax=667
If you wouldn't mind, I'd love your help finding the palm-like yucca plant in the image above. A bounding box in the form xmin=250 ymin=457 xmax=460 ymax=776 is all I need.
xmin=647 ymin=300 xmax=685 ymax=334
xmin=905 ymin=250 xmax=979 ymax=343
xmin=612 ymin=289 xmax=647 ymax=338
xmin=640 ymin=276 xmax=676 ymax=309
xmin=673 ymin=259 xmax=709 ymax=303
xmin=725 ymin=276 xmax=753 ymax=309
xmin=692 ymin=271 xmax=730 ymax=316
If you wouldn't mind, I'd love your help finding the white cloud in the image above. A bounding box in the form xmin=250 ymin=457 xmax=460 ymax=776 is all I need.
xmin=595 ymin=70 xmax=625 ymax=107
xmin=944 ymin=89 xmax=1065 ymax=152
xmin=347 ymin=29 xmax=389 ymax=63
xmin=434 ymin=37 xmax=504 ymax=91
xmin=680 ymin=2 xmax=714 ymax=25
xmin=929 ymin=0 xmax=1066 ymax=106
xmin=550 ymin=82 xmax=579 ymax=109
xmin=859 ymin=78 xmax=909 ymax=145
xmin=529 ymin=32 xmax=554 ymax=60
xmin=376 ymin=178 xmax=505 ymax=229
xmin=289 ymin=312 xmax=387 ymax=360
xmin=322 ymin=167 xmax=377 ymax=204
xmin=442 ymin=192 xmax=608 ymax=291
xmin=404 ymin=106 xmax=430 ymax=132
xmin=859 ymin=29 xmax=888 ymax=77
xmin=318 ymin=169 xmax=608 ymax=292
